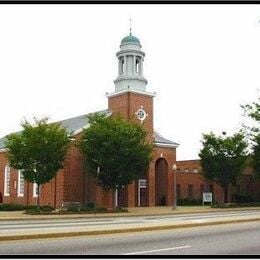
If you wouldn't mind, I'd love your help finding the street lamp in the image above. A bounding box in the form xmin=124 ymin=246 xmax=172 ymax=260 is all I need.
xmin=172 ymin=163 xmax=177 ymax=209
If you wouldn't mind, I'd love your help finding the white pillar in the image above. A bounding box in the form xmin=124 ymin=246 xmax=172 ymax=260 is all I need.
xmin=140 ymin=57 xmax=143 ymax=75
xmin=133 ymin=55 xmax=136 ymax=75
xmin=118 ymin=57 xmax=121 ymax=74
xmin=123 ymin=56 xmax=126 ymax=74
xmin=115 ymin=189 xmax=118 ymax=207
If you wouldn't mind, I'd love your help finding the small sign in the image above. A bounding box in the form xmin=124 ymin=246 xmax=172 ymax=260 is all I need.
xmin=138 ymin=179 xmax=147 ymax=188
xmin=202 ymin=192 xmax=213 ymax=205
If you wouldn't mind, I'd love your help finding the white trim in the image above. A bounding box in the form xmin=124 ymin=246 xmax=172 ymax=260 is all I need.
xmin=17 ymin=170 xmax=24 ymax=197
xmin=138 ymin=179 xmax=147 ymax=207
xmin=73 ymin=124 xmax=89 ymax=135
xmin=154 ymin=142 xmax=179 ymax=148
xmin=106 ymin=89 xmax=156 ymax=98
xmin=115 ymin=189 xmax=118 ymax=207
xmin=0 ymin=148 xmax=7 ymax=153
xmin=4 ymin=165 xmax=10 ymax=196
xmin=33 ymin=182 xmax=39 ymax=198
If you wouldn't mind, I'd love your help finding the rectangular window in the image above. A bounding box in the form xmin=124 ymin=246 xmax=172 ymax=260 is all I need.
xmin=33 ymin=182 xmax=39 ymax=198
xmin=4 ymin=165 xmax=10 ymax=196
xmin=188 ymin=184 xmax=193 ymax=199
xmin=17 ymin=170 xmax=24 ymax=197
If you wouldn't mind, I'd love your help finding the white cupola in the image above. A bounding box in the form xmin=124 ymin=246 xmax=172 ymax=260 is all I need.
xmin=114 ymin=32 xmax=148 ymax=93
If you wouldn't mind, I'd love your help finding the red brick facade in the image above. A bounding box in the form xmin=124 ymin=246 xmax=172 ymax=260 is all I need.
xmin=176 ymin=160 xmax=260 ymax=204
xmin=0 ymin=33 xmax=258 ymax=208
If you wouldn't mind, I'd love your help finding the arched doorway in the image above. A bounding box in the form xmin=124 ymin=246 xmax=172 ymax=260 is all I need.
xmin=155 ymin=158 xmax=168 ymax=206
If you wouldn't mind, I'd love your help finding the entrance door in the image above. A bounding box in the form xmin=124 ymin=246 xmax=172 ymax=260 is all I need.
xmin=138 ymin=179 xmax=147 ymax=206
xmin=155 ymin=158 xmax=168 ymax=206
xmin=139 ymin=187 xmax=147 ymax=206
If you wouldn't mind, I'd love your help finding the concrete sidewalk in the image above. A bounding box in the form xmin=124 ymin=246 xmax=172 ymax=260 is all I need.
xmin=1 ymin=206 xmax=260 ymax=220
xmin=1 ymin=206 xmax=260 ymax=242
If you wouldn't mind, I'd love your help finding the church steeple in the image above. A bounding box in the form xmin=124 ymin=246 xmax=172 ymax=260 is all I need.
xmin=113 ymin=31 xmax=148 ymax=93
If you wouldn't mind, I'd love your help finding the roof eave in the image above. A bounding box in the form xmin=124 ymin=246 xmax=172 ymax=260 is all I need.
xmin=154 ymin=142 xmax=179 ymax=148
xmin=70 ymin=110 xmax=113 ymax=136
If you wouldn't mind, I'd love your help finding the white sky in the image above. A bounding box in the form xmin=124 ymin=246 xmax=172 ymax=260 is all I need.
xmin=0 ymin=4 xmax=259 ymax=160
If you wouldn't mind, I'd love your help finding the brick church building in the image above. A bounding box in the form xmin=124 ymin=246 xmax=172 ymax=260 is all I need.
xmin=0 ymin=32 xmax=258 ymax=208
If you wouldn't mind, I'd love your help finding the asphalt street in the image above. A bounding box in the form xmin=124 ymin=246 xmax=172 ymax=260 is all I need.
xmin=0 ymin=221 xmax=260 ymax=255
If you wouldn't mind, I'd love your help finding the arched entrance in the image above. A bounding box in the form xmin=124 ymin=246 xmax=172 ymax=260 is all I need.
xmin=155 ymin=158 xmax=168 ymax=206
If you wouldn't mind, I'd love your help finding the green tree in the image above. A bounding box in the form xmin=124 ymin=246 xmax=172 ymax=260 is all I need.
xmin=5 ymin=117 xmax=71 ymax=209
xmin=199 ymin=132 xmax=248 ymax=203
xmin=79 ymin=114 xmax=153 ymax=206
xmin=242 ymin=96 xmax=260 ymax=178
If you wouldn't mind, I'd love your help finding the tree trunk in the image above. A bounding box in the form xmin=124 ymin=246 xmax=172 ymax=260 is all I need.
xmin=223 ymin=186 xmax=228 ymax=203
xmin=37 ymin=183 xmax=40 ymax=211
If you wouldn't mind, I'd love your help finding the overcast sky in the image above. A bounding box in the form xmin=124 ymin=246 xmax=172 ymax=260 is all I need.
xmin=0 ymin=4 xmax=259 ymax=160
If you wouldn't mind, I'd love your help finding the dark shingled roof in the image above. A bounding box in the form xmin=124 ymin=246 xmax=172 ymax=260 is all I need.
xmin=0 ymin=109 xmax=179 ymax=150
xmin=154 ymin=132 xmax=179 ymax=147
xmin=0 ymin=109 xmax=111 ymax=150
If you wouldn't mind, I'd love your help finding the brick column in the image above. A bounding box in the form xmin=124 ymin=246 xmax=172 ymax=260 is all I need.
xmin=147 ymin=164 xmax=155 ymax=206
xmin=167 ymin=167 xmax=174 ymax=206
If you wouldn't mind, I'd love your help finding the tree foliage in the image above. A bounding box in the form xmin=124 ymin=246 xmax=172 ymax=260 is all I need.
xmin=79 ymin=113 xmax=153 ymax=191
xmin=199 ymin=132 xmax=248 ymax=203
xmin=5 ymin=117 xmax=71 ymax=208
xmin=242 ymin=96 xmax=260 ymax=122
xmin=242 ymin=96 xmax=260 ymax=178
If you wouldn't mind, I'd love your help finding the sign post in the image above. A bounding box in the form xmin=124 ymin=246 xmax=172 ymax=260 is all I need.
xmin=202 ymin=192 xmax=213 ymax=206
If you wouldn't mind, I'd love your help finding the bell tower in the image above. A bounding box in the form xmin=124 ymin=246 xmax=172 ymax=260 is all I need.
xmin=114 ymin=31 xmax=147 ymax=92
xmin=106 ymin=30 xmax=156 ymax=142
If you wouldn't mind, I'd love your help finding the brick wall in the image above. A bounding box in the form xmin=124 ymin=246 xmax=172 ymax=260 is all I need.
xmin=108 ymin=91 xmax=154 ymax=142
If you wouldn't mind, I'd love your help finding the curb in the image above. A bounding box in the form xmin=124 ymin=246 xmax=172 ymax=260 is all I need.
xmin=1 ymin=217 xmax=260 ymax=242
xmin=1 ymin=207 xmax=260 ymax=222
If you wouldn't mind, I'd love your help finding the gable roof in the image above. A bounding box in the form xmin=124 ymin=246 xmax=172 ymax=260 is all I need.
xmin=154 ymin=131 xmax=179 ymax=148
xmin=0 ymin=109 xmax=111 ymax=150
xmin=0 ymin=109 xmax=179 ymax=150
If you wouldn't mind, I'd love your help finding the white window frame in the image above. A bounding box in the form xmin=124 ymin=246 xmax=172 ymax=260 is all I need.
xmin=138 ymin=179 xmax=147 ymax=207
xmin=4 ymin=165 xmax=10 ymax=196
xmin=33 ymin=182 xmax=39 ymax=198
xmin=17 ymin=170 xmax=24 ymax=197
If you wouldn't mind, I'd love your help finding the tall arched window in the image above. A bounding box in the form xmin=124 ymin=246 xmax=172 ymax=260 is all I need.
xmin=121 ymin=58 xmax=125 ymax=73
xmin=136 ymin=59 xmax=140 ymax=73
xmin=4 ymin=165 xmax=10 ymax=196
xmin=17 ymin=170 xmax=24 ymax=197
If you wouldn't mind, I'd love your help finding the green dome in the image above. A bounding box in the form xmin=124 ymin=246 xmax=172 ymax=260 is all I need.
xmin=121 ymin=34 xmax=141 ymax=45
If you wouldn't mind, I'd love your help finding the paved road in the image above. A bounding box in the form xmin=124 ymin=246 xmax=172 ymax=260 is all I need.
xmin=0 ymin=221 xmax=260 ymax=255
xmin=1 ymin=210 xmax=260 ymax=236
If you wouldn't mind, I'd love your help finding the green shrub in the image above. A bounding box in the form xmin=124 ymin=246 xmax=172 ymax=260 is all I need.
xmin=113 ymin=207 xmax=128 ymax=213
xmin=233 ymin=194 xmax=255 ymax=203
xmin=25 ymin=205 xmax=54 ymax=214
xmin=211 ymin=202 xmax=260 ymax=208
xmin=85 ymin=202 xmax=95 ymax=209
xmin=94 ymin=207 xmax=108 ymax=212
xmin=177 ymin=198 xmax=202 ymax=206
xmin=0 ymin=204 xmax=27 ymax=211
xmin=66 ymin=206 xmax=80 ymax=212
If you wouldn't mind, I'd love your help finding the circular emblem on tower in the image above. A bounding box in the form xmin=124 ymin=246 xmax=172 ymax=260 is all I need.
xmin=135 ymin=106 xmax=148 ymax=123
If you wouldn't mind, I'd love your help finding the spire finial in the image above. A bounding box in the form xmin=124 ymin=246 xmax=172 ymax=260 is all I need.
xmin=129 ymin=17 xmax=132 ymax=35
